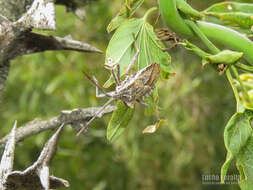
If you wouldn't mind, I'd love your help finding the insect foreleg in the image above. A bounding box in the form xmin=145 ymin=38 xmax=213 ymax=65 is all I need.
xmin=76 ymin=98 xmax=114 ymax=136
xmin=82 ymin=70 xmax=110 ymax=96
xmin=116 ymin=64 xmax=120 ymax=84
xmin=136 ymin=99 xmax=148 ymax=106
xmin=95 ymin=85 xmax=107 ymax=98
xmin=91 ymin=77 xmax=110 ymax=98
xmin=125 ymin=37 xmax=140 ymax=75
xmin=111 ymin=68 xmax=120 ymax=86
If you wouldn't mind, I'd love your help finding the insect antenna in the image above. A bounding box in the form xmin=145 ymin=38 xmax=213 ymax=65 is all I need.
xmin=76 ymin=98 xmax=114 ymax=136
xmin=82 ymin=70 xmax=111 ymax=97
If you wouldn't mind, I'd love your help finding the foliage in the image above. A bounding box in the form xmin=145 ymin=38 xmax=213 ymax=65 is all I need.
xmin=2 ymin=0 xmax=253 ymax=189
xmin=158 ymin=0 xmax=253 ymax=189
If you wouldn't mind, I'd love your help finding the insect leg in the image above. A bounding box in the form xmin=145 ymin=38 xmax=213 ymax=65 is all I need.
xmin=116 ymin=64 xmax=121 ymax=84
xmin=111 ymin=69 xmax=120 ymax=86
xmin=136 ymin=99 xmax=148 ymax=107
xmin=104 ymin=60 xmax=121 ymax=85
xmin=76 ymin=98 xmax=114 ymax=136
xmin=92 ymin=77 xmax=107 ymax=98
xmin=125 ymin=35 xmax=140 ymax=75
xmin=82 ymin=70 xmax=111 ymax=97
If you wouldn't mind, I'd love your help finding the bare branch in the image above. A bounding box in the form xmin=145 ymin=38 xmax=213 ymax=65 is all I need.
xmin=16 ymin=0 xmax=56 ymax=30
xmin=0 ymin=121 xmax=17 ymax=190
xmin=0 ymin=106 xmax=117 ymax=146
xmin=4 ymin=124 xmax=69 ymax=190
xmin=19 ymin=32 xmax=103 ymax=54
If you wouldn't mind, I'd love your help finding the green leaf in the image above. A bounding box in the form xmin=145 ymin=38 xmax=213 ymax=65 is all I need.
xmin=183 ymin=41 xmax=243 ymax=67
xmin=204 ymin=2 xmax=253 ymax=30
xmin=107 ymin=0 xmax=144 ymax=33
xmin=237 ymin=135 xmax=253 ymax=188
xmin=221 ymin=110 xmax=253 ymax=186
xmin=224 ymin=111 xmax=252 ymax=157
xmin=204 ymin=2 xmax=253 ymax=14
xmin=205 ymin=50 xmax=243 ymax=65
xmin=104 ymin=7 xmax=173 ymax=87
xmin=144 ymin=87 xmax=158 ymax=116
xmin=107 ymin=101 xmax=134 ymax=142
xmin=204 ymin=12 xmax=253 ymax=29
xmin=221 ymin=152 xmax=233 ymax=183
xmin=176 ymin=0 xmax=203 ymax=20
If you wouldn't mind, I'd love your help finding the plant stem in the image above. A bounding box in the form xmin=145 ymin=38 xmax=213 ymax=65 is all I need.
xmin=231 ymin=66 xmax=253 ymax=106
xmin=226 ymin=69 xmax=241 ymax=111
xmin=185 ymin=20 xmax=219 ymax=54
xmin=235 ymin=62 xmax=253 ymax=72
xmin=143 ymin=7 xmax=158 ymax=21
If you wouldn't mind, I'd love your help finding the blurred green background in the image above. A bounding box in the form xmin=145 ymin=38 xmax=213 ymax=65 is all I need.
xmin=0 ymin=0 xmax=240 ymax=189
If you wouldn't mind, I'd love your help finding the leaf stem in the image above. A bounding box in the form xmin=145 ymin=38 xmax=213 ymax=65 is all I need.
xmin=185 ymin=20 xmax=219 ymax=54
xmin=226 ymin=69 xmax=241 ymax=111
xmin=143 ymin=7 xmax=158 ymax=21
xmin=235 ymin=62 xmax=253 ymax=72
xmin=185 ymin=19 xmax=246 ymax=111
xmin=231 ymin=65 xmax=253 ymax=106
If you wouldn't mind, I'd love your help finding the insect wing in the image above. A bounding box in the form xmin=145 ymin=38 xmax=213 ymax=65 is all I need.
xmin=146 ymin=63 xmax=161 ymax=86
xmin=133 ymin=63 xmax=161 ymax=86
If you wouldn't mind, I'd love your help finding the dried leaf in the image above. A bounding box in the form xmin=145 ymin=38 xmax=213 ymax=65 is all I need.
xmin=142 ymin=119 xmax=166 ymax=134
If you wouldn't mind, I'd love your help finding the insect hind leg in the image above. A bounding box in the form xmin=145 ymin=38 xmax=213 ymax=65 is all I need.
xmin=76 ymin=98 xmax=114 ymax=136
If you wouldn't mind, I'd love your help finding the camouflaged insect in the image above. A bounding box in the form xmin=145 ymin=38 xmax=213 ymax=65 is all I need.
xmin=77 ymin=41 xmax=160 ymax=136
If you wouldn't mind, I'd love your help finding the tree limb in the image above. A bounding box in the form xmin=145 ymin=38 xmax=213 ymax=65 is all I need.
xmin=0 ymin=105 xmax=117 ymax=146
xmin=0 ymin=122 xmax=16 ymax=189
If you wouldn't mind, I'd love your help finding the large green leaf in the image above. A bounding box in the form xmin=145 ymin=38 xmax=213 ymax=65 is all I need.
xmin=204 ymin=2 xmax=253 ymax=13
xmin=107 ymin=101 xmax=135 ymax=142
xmin=221 ymin=110 xmax=253 ymax=185
xmin=224 ymin=111 xmax=252 ymax=157
xmin=237 ymin=135 xmax=253 ymax=189
xmin=104 ymin=7 xmax=173 ymax=87
xmin=204 ymin=2 xmax=253 ymax=30
xmin=204 ymin=12 xmax=253 ymax=29
xmin=107 ymin=0 xmax=144 ymax=33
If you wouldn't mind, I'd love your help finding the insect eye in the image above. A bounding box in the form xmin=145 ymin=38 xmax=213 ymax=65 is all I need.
xmin=107 ymin=57 xmax=113 ymax=64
